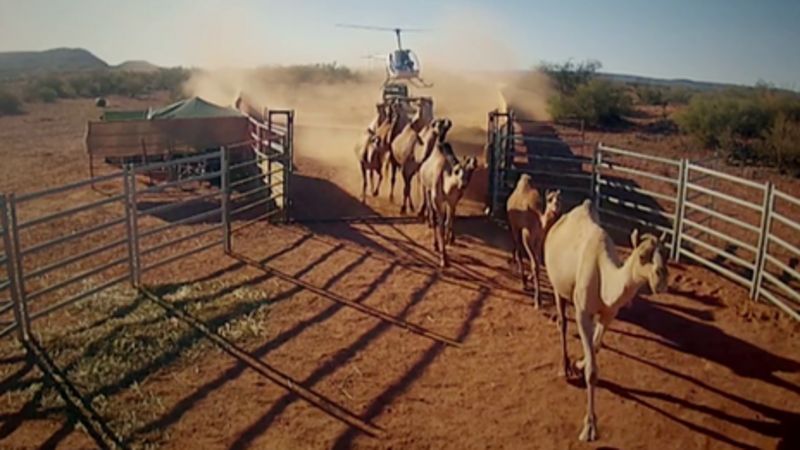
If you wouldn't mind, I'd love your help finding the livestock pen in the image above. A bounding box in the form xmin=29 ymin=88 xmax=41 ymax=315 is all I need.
xmin=0 ymin=102 xmax=797 ymax=449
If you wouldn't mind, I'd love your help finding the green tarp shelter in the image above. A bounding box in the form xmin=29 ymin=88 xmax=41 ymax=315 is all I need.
xmin=86 ymin=97 xmax=252 ymax=159
xmin=146 ymin=97 xmax=244 ymax=120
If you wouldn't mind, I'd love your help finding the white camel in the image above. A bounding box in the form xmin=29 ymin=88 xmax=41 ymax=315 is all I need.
xmin=419 ymin=141 xmax=477 ymax=267
xmin=506 ymin=174 xmax=562 ymax=307
xmin=544 ymin=200 xmax=669 ymax=442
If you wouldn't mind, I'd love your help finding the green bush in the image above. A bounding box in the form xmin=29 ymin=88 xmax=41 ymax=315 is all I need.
xmin=676 ymin=88 xmax=800 ymax=171
xmin=37 ymin=86 xmax=58 ymax=103
xmin=539 ymin=60 xmax=601 ymax=95
xmin=634 ymin=84 xmax=695 ymax=107
xmin=0 ymin=89 xmax=23 ymax=115
xmin=758 ymin=112 xmax=800 ymax=171
xmin=549 ymin=79 xmax=633 ymax=126
xmin=676 ymin=90 xmax=783 ymax=148
xmin=21 ymin=68 xmax=191 ymax=103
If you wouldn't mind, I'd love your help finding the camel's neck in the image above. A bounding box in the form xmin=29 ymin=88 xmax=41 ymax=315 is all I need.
xmin=540 ymin=210 xmax=559 ymax=234
xmin=410 ymin=117 xmax=427 ymax=134
xmin=597 ymin=245 xmax=647 ymax=310
xmin=389 ymin=116 xmax=404 ymax=139
xmin=422 ymin=131 xmax=440 ymax=160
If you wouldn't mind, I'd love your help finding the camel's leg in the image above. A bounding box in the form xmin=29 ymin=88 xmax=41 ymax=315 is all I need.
xmin=555 ymin=291 xmax=572 ymax=379
xmin=509 ymin=227 xmax=524 ymax=282
xmin=360 ymin=161 xmax=367 ymax=203
xmin=434 ymin=204 xmax=448 ymax=267
xmin=444 ymin=202 xmax=455 ymax=248
xmin=576 ymin=320 xmax=607 ymax=371
xmin=431 ymin=199 xmax=441 ymax=253
xmin=406 ymin=175 xmax=415 ymax=213
xmin=447 ymin=205 xmax=456 ymax=244
xmin=439 ymin=214 xmax=449 ymax=268
xmin=424 ymin=190 xmax=435 ymax=229
xmin=520 ymin=229 xmax=540 ymax=307
xmin=576 ymin=309 xmax=599 ymax=442
xmin=418 ymin=188 xmax=428 ymax=220
xmin=373 ymin=166 xmax=383 ymax=197
xmin=401 ymin=171 xmax=413 ymax=214
xmin=389 ymin=161 xmax=398 ymax=202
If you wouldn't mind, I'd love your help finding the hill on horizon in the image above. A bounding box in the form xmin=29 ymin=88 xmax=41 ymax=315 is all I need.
xmin=0 ymin=48 xmax=108 ymax=76
xmin=114 ymin=60 xmax=160 ymax=73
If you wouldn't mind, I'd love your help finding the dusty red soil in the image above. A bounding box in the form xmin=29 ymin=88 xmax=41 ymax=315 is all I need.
xmin=0 ymin=98 xmax=799 ymax=449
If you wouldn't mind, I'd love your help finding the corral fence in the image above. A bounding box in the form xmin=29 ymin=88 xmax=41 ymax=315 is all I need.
xmin=0 ymin=110 xmax=293 ymax=343
xmin=487 ymin=109 xmax=800 ymax=321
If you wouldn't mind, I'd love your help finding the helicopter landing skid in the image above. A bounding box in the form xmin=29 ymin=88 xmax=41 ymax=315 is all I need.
xmin=409 ymin=77 xmax=433 ymax=88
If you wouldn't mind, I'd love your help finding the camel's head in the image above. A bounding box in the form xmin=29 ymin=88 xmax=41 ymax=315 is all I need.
xmin=457 ymin=156 xmax=478 ymax=187
xmin=414 ymin=98 xmax=435 ymax=127
xmin=517 ymin=173 xmax=533 ymax=189
xmin=430 ymin=118 xmax=453 ymax=142
xmin=630 ymin=229 xmax=669 ymax=294
xmin=544 ymin=189 xmax=562 ymax=216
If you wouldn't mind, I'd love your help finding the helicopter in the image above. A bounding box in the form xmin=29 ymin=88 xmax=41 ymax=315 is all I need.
xmin=337 ymin=24 xmax=433 ymax=88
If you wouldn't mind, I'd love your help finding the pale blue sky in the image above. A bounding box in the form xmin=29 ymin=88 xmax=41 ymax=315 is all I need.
xmin=1 ymin=0 xmax=798 ymax=88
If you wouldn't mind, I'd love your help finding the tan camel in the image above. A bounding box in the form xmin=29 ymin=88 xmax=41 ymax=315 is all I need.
xmin=357 ymin=105 xmax=397 ymax=202
xmin=387 ymin=98 xmax=434 ymax=207
xmin=367 ymin=102 xmax=391 ymax=134
xmin=544 ymin=200 xmax=669 ymax=442
xmin=506 ymin=174 xmax=562 ymax=307
xmin=419 ymin=141 xmax=477 ymax=267
xmin=358 ymin=133 xmax=387 ymax=202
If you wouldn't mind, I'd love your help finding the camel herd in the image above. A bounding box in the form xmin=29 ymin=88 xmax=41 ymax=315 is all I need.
xmin=358 ymin=98 xmax=476 ymax=267
xmin=357 ymin=100 xmax=670 ymax=442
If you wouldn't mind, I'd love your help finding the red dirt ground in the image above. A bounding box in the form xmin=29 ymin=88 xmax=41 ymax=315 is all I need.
xmin=0 ymin=98 xmax=799 ymax=449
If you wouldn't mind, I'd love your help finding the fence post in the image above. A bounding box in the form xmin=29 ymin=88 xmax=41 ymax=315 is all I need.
xmin=1 ymin=195 xmax=26 ymax=342
xmin=491 ymin=125 xmax=503 ymax=218
xmin=122 ymin=165 xmax=137 ymax=288
xmin=592 ymin=143 xmax=601 ymax=209
xmin=5 ymin=194 xmax=30 ymax=342
xmin=283 ymin=111 xmax=294 ymax=223
xmin=486 ymin=111 xmax=497 ymax=216
xmin=751 ymin=182 xmax=774 ymax=300
xmin=220 ymin=147 xmax=232 ymax=254
xmin=671 ymin=159 xmax=689 ymax=262
xmin=126 ymin=166 xmax=142 ymax=288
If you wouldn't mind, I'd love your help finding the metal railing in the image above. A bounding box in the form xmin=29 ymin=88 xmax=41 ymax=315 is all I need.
xmin=0 ymin=110 xmax=294 ymax=343
xmin=487 ymin=110 xmax=800 ymax=320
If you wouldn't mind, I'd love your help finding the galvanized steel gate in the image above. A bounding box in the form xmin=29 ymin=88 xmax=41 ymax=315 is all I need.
xmin=0 ymin=110 xmax=294 ymax=343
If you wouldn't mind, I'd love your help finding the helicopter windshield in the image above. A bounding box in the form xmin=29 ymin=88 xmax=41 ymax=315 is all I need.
xmin=390 ymin=50 xmax=416 ymax=75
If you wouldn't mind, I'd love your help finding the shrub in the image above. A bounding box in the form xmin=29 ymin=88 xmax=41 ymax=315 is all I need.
xmin=758 ymin=112 xmax=800 ymax=171
xmin=0 ymin=89 xmax=23 ymax=115
xmin=676 ymin=88 xmax=800 ymax=171
xmin=676 ymin=90 xmax=783 ymax=148
xmin=539 ymin=60 xmax=601 ymax=95
xmin=635 ymin=85 xmax=666 ymax=107
xmin=37 ymin=86 xmax=58 ymax=103
xmin=632 ymin=84 xmax=696 ymax=111
xmin=549 ymin=79 xmax=633 ymax=126
xmin=21 ymin=68 xmax=191 ymax=103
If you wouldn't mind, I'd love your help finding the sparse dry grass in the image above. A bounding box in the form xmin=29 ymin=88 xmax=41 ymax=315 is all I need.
xmin=0 ymin=279 xmax=274 ymax=448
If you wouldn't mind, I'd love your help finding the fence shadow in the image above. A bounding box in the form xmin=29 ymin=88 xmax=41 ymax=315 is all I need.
xmin=618 ymin=298 xmax=800 ymax=395
xmin=502 ymin=113 xmax=672 ymax=246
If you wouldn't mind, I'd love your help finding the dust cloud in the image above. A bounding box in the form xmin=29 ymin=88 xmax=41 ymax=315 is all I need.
xmin=181 ymin=4 xmax=552 ymax=193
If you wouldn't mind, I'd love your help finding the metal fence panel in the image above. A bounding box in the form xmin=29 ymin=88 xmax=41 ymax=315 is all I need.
xmin=486 ymin=109 xmax=799 ymax=320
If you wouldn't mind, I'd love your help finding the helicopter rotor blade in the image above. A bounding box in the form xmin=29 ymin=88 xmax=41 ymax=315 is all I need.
xmin=336 ymin=24 xmax=430 ymax=32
